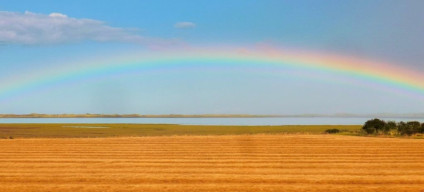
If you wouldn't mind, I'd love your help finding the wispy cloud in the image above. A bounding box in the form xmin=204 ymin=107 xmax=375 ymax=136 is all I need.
xmin=0 ymin=11 xmax=167 ymax=46
xmin=174 ymin=22 xmax=196 ymax=29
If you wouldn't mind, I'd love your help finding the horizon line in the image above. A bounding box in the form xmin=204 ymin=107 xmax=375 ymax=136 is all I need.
xmin=1 ymin=113 xmax=424 ymax=118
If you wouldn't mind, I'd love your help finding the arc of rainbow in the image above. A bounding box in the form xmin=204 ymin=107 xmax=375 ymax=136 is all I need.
xmin=1 ymin=47 xmax=424 ymax=101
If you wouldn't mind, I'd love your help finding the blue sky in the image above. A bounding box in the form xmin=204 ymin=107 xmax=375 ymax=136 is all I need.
xmin=0 ymin=0 xmax=424 ymax=114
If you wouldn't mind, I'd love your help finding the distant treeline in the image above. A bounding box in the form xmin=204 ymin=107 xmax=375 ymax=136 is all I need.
xmin=362 ymin=119 xmax=424 ymax=136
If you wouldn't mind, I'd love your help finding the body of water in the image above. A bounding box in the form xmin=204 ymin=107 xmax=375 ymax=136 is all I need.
xmin=0 ymin=117 xmax=423 ymax=125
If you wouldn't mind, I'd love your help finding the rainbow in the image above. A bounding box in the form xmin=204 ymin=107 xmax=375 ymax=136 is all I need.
xmin=1 ymin=46 xmax=424 ymax=101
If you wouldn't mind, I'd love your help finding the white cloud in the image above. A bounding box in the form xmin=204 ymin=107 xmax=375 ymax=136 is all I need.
xmin=48 ymin=12 xmax=68 ymax=18
xmin=0 ymin=11 xmax=147 ymax=45
xmin=174 ymin=22 xmax=196 ymax=29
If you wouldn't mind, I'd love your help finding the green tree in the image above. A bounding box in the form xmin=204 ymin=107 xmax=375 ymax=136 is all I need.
xmin=420 ymin=123 xmax=424 ymax=133
xmin=407 ymin=121 xmax=421 ymax=134
xmin=383 ymin=121 xmax=397 ymax=134
xmin=397 ymin=121 xmax=405 ymax=135
xmin=397 ymin=121 xmax=415 ymax=136
xmin=362 ymin=118 xmax=386 ymax=134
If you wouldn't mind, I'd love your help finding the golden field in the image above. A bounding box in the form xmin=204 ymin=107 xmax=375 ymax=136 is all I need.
xmin=1 ymin=134 xmax=423 ymax=192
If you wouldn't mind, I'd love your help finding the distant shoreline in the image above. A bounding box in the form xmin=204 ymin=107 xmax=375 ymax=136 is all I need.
xmin=0 ymin=113 xmax=424 ymax=118
xmin=0 ymin=114 xmax=276 ymax=118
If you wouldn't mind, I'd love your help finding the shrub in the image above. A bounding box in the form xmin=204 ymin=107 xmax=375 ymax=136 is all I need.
xmin=325 ymin=129 xmax=340 ymax=134
xmin=8 ymin=136 xmax=13 ymax=139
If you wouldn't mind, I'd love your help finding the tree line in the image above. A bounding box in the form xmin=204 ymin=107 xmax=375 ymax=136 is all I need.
xmin=362 ymin=118 xmax=424 ymax=136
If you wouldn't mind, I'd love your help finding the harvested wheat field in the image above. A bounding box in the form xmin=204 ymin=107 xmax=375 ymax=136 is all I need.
xmin=0 ymin=134 xmax=423 ymax=192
